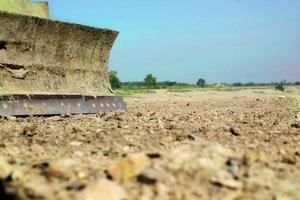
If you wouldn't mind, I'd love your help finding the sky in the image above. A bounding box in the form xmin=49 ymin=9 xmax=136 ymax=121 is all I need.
xmin=35 ymin=0 xmax=300 ymax=83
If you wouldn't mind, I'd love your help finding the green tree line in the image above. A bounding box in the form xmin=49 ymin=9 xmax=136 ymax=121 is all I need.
xmin=109 ymin=71 xmax=300 ymax=90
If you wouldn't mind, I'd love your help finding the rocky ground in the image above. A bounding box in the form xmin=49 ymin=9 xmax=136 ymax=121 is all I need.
xmin=0 ymin=88 xmax=300 ymax=200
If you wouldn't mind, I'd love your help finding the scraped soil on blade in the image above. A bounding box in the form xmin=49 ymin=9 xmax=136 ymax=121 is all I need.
xmin=0 ymin=90 xmax=299 ymax=200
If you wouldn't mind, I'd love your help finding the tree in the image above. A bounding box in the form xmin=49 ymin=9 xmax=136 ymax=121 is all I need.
xmin=196 ymin=78 xmax=206 ymax=87
xmin=275 ymin=84 xmax=285 ymax=92
xmin=144 ymin=74 xmax=157 ymax=87
xmin=275 ymin=82 xmax=285 ymax=92
xmin=109 ymin=71 xmax=121 ymax=89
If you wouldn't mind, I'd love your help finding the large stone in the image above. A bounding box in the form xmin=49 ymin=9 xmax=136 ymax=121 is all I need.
xmin=107 ymin=153 xmax=151 ymax=182
xmin=76 ymin=179 xmax=127 ymax=200
xmin=0 ymin=157 xmax=11 ymax=179
xmin=45 ymin=159 xmax=78 ymax=178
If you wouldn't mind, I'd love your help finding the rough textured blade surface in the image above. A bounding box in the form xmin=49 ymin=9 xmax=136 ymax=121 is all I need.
xmin=0 ymin=11 xmax=118 ymax=96
xmin=0 ymin=95 xmax=126 ymax=116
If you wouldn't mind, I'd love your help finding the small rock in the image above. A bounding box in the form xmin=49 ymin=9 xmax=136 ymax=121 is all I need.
xmin=23 ymin=126 xmax=37 ymax=137
xmin=72 ymin=127 xmax=84 ymax=133
xmin=60 ymin=113 xmax=71 ymax=118
xmin=175 ymin=132 xmax=194 ymax=141
xmin=11 ymin=169 xmax=24 ymax=182
xmin=157 ymin=119 xmax=164 ymax=129
xmin=107 ymin=153 xmax=151 ymax=182
xmin=66 ymin=182 xmax=85 ymax=191
xmin=30 ymin=144 xmax=45 ymax=155
xmin=229 ymin=127 xmax=241 ymax=136
xmin=7 ymin=68 xmax=29 ymax=79
xmin=226 ymin=158 xmax=244 ymax=179
xmin=165 ymin=123 xmax=177 ymax=130
xmin=6 ymin=147 xmax=21 ymax=157
xmin=69 ymin=141 xmax=82 ymax=147
xmin=4 ymin=116 xmax=16 ymax=121
xmin=187 ymin=134 xmax=196 ymax=141
xmin=105 ymin=112 xmax=123 ymax=121
xmin=73 ymin=150 xmax=84 ymax=157
xmin=23 ymin=179 xmax=53 ymax=199
xmin=45 ymin=159 xmax=77 ymax=178
xmin=77 ymin=171 xmax=88 ymax=179
xmin=47 ymin=116 xmax=61 ymax=121
xmin=115 ymin=110 xmax=125 ymax=116
xmin=0 ymin=157 xmax=12 ymax=179
xmin=117 ymin=122 xmax=122 ymax=128
xmin=291 ymin=123 xmax=300 ymax=129
xmin=211 ymin=171 xmax=243 ymax=190
xmin=278 ymin=96 xmax=286 ymax=99
xmin=137 ymin=168 xmax=165 ymax=185
xmin=136 ymin=112 xmax=143 ymax=117
xmin=154 ymin=182 xmax=170 ymax=199
xmin=137 ymin=174 xmax=157 ymax=185
xmin=149 ymin=112 xmax=156 ymax=116
xmin=281 ymin=156 xmax=297 ymax=165
xmin=76 ymin=179 xmax=126 ymax=200
xmin=32 ymin=162 xmax=49 ymax=170
xmin=123 ymin=125 xmax=130 ymax=129
xmin=146 ymin=153 xmax=161 ymax=159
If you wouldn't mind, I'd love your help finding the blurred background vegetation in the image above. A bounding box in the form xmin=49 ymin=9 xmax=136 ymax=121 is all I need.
xmin=109 ymin=70 xmax=300 ymax=96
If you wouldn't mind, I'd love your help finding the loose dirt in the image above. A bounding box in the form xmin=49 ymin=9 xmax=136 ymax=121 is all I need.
xmin=0 ymin=88 xmax=299 ymax=200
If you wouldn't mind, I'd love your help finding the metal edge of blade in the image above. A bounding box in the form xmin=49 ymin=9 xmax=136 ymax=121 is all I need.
xmin=0 ymin=94 xmax=127 ymax=116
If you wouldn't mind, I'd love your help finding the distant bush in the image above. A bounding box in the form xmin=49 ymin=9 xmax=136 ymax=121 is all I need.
xmin=196 ymin=78 xmax=206 ymax=87
xmin=275 ymin=83 xmax=285 ymax=92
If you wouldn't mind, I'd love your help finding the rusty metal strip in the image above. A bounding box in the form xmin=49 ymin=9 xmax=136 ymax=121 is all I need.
xmin=0 ymin=94 xmax=126 ymax=116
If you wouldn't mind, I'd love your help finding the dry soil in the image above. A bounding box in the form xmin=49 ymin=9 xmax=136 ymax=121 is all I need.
xmin=0 ymin=87 xmax=300 ymax=200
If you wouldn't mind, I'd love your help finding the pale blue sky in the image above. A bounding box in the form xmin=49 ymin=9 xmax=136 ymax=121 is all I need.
xmin=37 ymin=0 xmax=300 ymax=83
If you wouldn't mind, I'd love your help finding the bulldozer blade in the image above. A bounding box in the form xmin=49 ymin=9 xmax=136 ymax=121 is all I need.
xmin=0 ymin=1 xmax=127 ymax=116
xmin=0 ymin=94 xmax=126 ymax=116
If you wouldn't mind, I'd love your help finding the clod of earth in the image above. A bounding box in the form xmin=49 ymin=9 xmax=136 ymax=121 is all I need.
xmin=137 ymin=168 xmax=161 ymax=185
xmin=44 ymin=159 xmax=78 ymax=179
xmin=107 ymin=153 xmax=151 ymax=182
xmin=76 ymin=179 xmax=127 ymax=200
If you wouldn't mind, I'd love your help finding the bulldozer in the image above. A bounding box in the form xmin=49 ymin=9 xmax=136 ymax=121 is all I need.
xmin=0 ymin=0 xmax=126 ymax=116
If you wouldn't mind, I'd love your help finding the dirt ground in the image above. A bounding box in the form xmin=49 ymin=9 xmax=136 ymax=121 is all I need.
xmin=0 ymin=87 xmax=300 ymax=200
